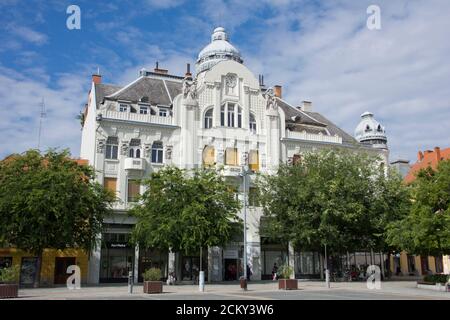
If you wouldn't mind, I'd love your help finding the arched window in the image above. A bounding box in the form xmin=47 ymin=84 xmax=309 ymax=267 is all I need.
xmin=249 ymin=113 xmax=256 ymax=134
xmin=220 ymin=102 xmax=242 ymax=128
xmin=202 ymin=146 xmax=215 ymax=166
xmin=151 ymin=141 xmax=163 ymax=164
xmin=204 ymin=108 xmax=213 ymax=129
xmin=129 ymin=139 xmax=141 ymax=159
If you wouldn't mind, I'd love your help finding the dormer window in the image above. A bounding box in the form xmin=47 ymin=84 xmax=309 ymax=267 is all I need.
xmin=365 ymin=125 xmax=371 ymax=132
xmin=159 ymin=108 xmax=168 ymax=117
xmin=139 ymin=106 xmax=149 ymax=115
xmin=119 ymin=104 xmax=128 ymax=112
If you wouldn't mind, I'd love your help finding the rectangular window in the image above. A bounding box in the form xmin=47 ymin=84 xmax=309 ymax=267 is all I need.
xmin=225 ymin=148 xmax=238 ymax=166
xmin=105 ymin=137 xmax=119 ymax=160
xmin=435 ymin=256 xmax=444 ymax=273
xmin=159 ymin=108 xmax=168 ymax=117
xmin=248 ymin=187 xmax=259 ymax=207
xmin=221 ymin=107 xmax=225 ymax=126
xmin=104 ymin=177 xmax=117 ymax=195
xmin=249 ymin=150 xmax=259 ymax=172
xmin=0 ymin=257 xmax=13 ymax=269
xmin=227 ymin=104 xmax=235 ymax=127
xmin=151 ymin=142 xmax=164 ymax=164
xmin=119 ymin=104 xmax=128 ymax=112
xmin=127 ymin=180 xmax=140 ymax=203
xmin=139 ymin=106 xmax=148 ymax=114
xmin=407 ymin=255 xmax=416 ymax=273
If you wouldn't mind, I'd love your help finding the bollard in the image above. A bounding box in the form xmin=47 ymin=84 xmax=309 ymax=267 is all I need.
xmin=325 ymin=269 xmax=330 ymax=288
xmin=199 ymin=271 xmax=205 ymax=292
xmin=128 ymin=271 xmax=133 ymax=294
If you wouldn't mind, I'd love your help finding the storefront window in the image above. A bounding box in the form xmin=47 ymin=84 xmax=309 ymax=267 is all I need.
xmin=295 ymin=252 xmax=320 ymax=277
xmin=19 ymin=257 xmax=38 ymax=286
xmin=138 ymin=249 xmax=168 ymax=282
xmin=0 ymin=257 xmax=12 ymax=269
xmin=100 ymin=232 xmax=134 ymax=283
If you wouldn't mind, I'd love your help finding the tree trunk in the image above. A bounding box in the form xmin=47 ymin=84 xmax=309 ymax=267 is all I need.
xmin=33 ymin=251 xmax=43 ymax=288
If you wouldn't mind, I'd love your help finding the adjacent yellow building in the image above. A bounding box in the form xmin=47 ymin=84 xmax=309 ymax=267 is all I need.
xmin=0 ymin=248 xmax=88 ymax=286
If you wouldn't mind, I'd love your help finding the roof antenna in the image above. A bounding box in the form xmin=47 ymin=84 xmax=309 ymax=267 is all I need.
xmin=38 ymin=97 xmax=47 ymax=151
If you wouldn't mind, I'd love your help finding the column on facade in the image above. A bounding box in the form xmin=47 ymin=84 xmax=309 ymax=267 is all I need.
xmin=87 ymin=233 xmax=102 ymax=284
xmin=288 ymin=242 xmax=295 ymax=279
xmin=208 ymin=246 xmax=222 ymax=282
xmin=265 ymin=106 xmax=280 ymax=171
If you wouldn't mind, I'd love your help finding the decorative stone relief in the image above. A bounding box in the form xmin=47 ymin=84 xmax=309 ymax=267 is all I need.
xmin=165 ymin=145 xmax=173 ymax=160
xmin=182 ymin=77 xmax=198 ymax=100
xmin=97 ymin=139 xmax=106 ymax=153
xmin=144 ymin=143 xmax=152 ymax=158
xmin=265 ymin=92 xmax=278 ymax=111
xmin=217 ymin=149 xmax=224 ymax=164
xmin=241 ymin=151 xmax=249 ymax=166
xmin=121 ymin=141 xmax=129 ymax=156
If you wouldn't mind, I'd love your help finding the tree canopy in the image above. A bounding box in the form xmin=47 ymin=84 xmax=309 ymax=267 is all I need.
xmin=257 ymin=149 xmax=410 ymax=255
xmin=0 ymin=149 xmax=114 ymax=285
xmin=131 ymin=166 xmax=242 ymax=255
xmin=387 ymin=160 xmax=450 ymax=256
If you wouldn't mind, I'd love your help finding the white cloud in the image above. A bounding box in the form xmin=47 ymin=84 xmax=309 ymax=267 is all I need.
xmin=243 ymin=0 xmax=450 ymax=161
xmin=0 ymin=65 xmax=87 ymax=158
xmin=7 ymin=24 xmax=48 ymax=45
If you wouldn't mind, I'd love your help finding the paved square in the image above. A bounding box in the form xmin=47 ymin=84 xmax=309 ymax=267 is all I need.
xmin=10 ymin=281 xmax=450 ymax=300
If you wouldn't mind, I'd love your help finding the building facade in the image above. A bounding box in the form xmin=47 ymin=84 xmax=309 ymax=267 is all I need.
xmin=389 ymin=146 xmax=450 ymax=278
xmin=80 ymin=27 xmax=389 ymax=283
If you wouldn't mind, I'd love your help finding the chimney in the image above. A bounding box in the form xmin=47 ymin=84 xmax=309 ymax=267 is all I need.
xmin=300 ymin=101 xmax=312 ymax=112
xmin=274 ymin=85 xmax=282 ymax=98
xmin=92 ymin=74 xmax=102 ymax=84
xmin=434 ymin=147 xmax=441 ymax=162
xmin=185 ymin=63 xmax=192 ymax=79
xmin=154 ymin=61 xmax=168 ymax=75
xmin=417 ymin=151 xmax=424 ymax=161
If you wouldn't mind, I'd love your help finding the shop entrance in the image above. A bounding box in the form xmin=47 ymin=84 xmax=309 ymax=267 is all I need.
xmin=224 ymin=259 xmax=239 ymax=281
xmin=54 ymin=257 xmax=76 ymax=284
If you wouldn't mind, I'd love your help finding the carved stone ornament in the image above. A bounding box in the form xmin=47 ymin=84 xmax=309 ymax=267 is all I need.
xmin=165 ymin=145 xmax=173 ymax=160
xmin=265 ymin=93 xmax=278 ymax=111
xmin=97 ymin=139 xmax=106 ymax=153
xmin=217 ymin=149 xmax=224 ymax=164
xmin=225 ymin=74 xmax=237 ymax=88
xmin=182 ymin=78 xmax=198 ymax=100
xmin=144 ymin=143 xmax=152 ymax=157
xmin=121 ymin=141 xmax=129 ymax=156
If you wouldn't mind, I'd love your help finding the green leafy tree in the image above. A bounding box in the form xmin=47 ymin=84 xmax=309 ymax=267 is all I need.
xmin=131 ymin=167 xmax=242 ymax=271
xmin=257 ymin=149 xmax=409 ymax=265
xmin=0 ymin=149 xmax=114 ymax=287
xmin=387 ymin=160 xmax=450 ymax=256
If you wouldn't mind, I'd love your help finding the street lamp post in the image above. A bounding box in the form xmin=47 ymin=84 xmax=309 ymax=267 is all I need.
xmin=241 ymin=162 xmax=250 ymax=286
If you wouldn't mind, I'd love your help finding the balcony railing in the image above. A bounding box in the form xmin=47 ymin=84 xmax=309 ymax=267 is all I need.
xmin=286 ymin=130 xmax=342 ymax=144
xmin=124 ymin=157 xmax=146 ymax=171
xmin=103 ymin=110 xmax=173 ymax=126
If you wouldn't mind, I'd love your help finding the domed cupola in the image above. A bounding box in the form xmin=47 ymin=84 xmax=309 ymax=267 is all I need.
xmin=354 ymin=112 xmax=388 ymax=149
xmin=196 ymin=27 xmax=243 ymax=74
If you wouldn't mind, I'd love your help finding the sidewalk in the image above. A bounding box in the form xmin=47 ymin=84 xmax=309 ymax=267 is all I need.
xmin=10 ymin=280 xmax=450 ymax=300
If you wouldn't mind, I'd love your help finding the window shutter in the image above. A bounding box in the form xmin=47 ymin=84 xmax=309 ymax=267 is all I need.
xmin=104 ymin=178 xmax=117 ymax=194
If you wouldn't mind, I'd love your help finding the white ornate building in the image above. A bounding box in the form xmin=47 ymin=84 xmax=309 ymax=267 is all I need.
xmin=80 ymin=27 xmax=389 ymax=284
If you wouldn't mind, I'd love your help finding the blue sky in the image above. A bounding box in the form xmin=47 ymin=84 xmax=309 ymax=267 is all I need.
xmin=1 ymin=0 xmax=449 ymax=162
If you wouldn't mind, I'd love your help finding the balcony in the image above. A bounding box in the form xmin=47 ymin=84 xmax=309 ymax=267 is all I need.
xmin=285 ymin=130 xmax=342 ymax=144
xmin=103 ymin=110 xmax=174 ymax=126
xmin=124 ymin=157 xmax=146 ymax=171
